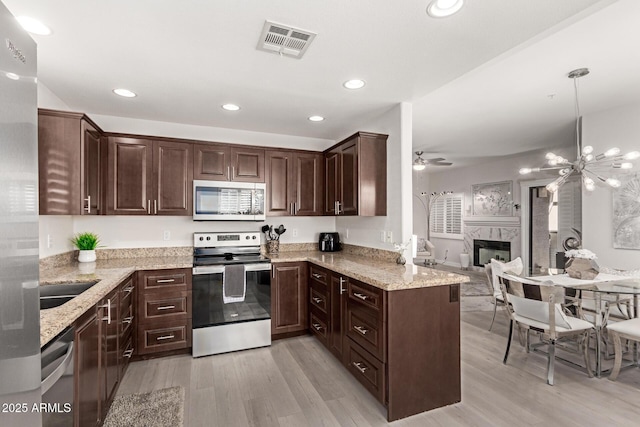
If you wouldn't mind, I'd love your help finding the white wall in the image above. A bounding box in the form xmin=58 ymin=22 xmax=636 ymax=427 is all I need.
xmin=582 ymin=102 xmax=640 ymax=269
xmin=415 ymin=145 xmax=574 ymax=263
xmin=38 ymin=82 xmax=71 ymax=111
xmin=336 ymin=103 xmax=413 ymax=254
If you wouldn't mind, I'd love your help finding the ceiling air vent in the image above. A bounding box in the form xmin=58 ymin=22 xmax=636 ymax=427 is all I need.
xmin=257 ymin=21 xmax=316 ymax=59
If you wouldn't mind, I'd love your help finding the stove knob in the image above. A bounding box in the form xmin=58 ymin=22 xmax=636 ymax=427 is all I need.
xmin=252 ymin=236 xmax=257 ymax=240
xmin=246 ymin=236 xmax=250 ymax=240
xmin=206 ymin=236 xmax=211 ymax=241
xmin=199 ymin=237 xmax=204 ymax=241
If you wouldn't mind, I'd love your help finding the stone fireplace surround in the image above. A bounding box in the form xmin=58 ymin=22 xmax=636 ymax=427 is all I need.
xmin=463 ymin=216 xmax=520 ymax=272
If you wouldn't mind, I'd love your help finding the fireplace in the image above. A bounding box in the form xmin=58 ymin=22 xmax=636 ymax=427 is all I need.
xmin=473 ymin=239 xmax=511 ymax=267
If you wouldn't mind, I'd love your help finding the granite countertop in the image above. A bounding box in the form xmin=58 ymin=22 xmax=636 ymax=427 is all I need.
xmin=39 ymin=256 xmax=193 ymax=347
xmin=267 ymin=251 xmax=469 ymax=291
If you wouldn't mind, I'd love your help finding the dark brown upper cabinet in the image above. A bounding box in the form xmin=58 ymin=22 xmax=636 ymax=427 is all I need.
xmin=265 ymin=149 xmax=323 ymax=216
xmin=324 ymin=132 xmax=387 ymax=216
xmin=106 ymin=137 xmax=192 ymax=215
xmin=38 ymin=109 xmax=104 ymax=215
xmin=194 ymin=143 xmax=264 ymax=182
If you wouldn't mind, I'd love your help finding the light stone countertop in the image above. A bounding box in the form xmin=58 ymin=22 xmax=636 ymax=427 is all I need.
xmin=39 ymin=256 xmax=193 ymax=347
xmin=267 ymin=251 xmax=470 ymax=291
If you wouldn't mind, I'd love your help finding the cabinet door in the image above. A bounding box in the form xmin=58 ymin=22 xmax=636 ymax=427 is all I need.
xmin=101 ymin=291 xmax=119 ymax=413
xmin=154 ymin=140 xmax=193 ymax=215
xmin=231 ymin=146 xmax=265 ymax=182
xmin=74 ymin=309 xmax=101 ymax=427
xmin=329 ymin=273 xmax=347 ymax=360
xmin=194 ymin=143 xmax=230 ymax=181
xmin=272 ymin=262 xmax=308 ymax=336
xmin=294 ymin=152 xmax=323 ymax=216
xmin=324 ymin=151 xmax=339 ymax=215
xmin=107 ymin=137 xmax=153 ymax=215
xmin=339 ymin=139 xmax=358 ymax=216
xmin=265 ymin=150 xmax=294 ymax=216
xmin=81 ymin=120 xmax=102 ymax=215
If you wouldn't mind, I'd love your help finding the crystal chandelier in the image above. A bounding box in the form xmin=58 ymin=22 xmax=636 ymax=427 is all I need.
xmin=519 ymin=68 xmax=639 ymax=192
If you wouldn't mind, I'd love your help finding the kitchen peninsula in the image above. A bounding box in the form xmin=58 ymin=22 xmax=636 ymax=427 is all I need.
xmin=40 ymin=247 xmax=467 ymax=422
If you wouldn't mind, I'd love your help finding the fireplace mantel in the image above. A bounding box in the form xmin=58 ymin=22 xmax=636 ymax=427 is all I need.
xmin=463 ymin=216 xmax=520 ymax=227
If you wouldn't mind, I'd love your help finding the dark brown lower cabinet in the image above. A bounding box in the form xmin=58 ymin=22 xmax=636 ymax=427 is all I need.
xmin=308 ymin=262 xmax=461 ymax=422
xmin=272 ymin=262 xmax=308 ymax=338
xmin=74 ymin=307 xmax=101 ymax=427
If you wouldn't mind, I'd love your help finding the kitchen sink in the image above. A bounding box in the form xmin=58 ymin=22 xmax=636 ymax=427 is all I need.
xmin=40 ymin=281 xmax=99 ymax=310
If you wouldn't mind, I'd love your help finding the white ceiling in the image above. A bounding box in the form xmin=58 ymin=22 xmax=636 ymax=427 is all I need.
xmin=5 ymin=0 xmax=635 ymax=165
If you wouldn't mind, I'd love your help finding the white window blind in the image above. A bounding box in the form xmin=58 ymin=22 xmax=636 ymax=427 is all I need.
xmin=430 ymin=194 xmax=463 ymax=239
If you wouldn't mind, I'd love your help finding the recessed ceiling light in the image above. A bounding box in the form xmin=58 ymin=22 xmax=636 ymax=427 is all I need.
xmin=16 ymin=16 xmax=51 ymax=35
xmin=6 ymin=72 xmax=20 ymax=81
xmin=222 ymin=103 xmax=241 ymax=111
xmin=113 ymin=88 xmax=137 ymax=98
xmin=427 ymin=0 xmax=464 ymax=18
xmin=308 ymin=115 xmax=324 ymax=122
xmin=343 ymin=79 xmax=366 ymax=90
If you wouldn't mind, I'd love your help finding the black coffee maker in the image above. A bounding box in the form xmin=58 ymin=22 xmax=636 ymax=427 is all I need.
xmin=319 ymin=232 xmax=341 ymax=252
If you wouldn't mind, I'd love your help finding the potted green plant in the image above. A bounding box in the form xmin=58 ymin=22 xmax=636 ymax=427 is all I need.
xmin=70 ymin=232 xmax=101 ymax=263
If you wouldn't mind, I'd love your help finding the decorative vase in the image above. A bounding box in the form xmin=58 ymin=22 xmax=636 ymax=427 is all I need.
xmin=267 ymin=240 xmax=280 ymax=254
xmin=565 ymin=257 xmax=599 ymax=280
xmin=78 ymin=249 xmax=97 ymax=263
xmin=396 ymin=254 xmax=406 ymax=265
xmin=459 ymin=253 xmax=470 ymax=270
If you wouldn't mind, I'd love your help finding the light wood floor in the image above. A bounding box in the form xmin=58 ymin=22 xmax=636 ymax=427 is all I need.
xmin=118 ymin=311 xmax=640 ymax=426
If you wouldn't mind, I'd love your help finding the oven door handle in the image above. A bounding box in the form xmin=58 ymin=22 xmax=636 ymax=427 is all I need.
xmin=193 ymin=266 xmax=225 ymax=275
xmin=244 ymin=263 xmax=272 ymax=272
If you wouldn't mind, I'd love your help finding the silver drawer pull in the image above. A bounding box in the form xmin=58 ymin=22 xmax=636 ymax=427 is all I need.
xmin=354 ymin=325 xmax=368 ymax=335
xmin=353 ymin=292 xmax=368 ymax=301
xmin=312 ymin=323 xmax=322 ymax=331
xmin=312 ymin=273 xmax=323 ymax=279
xmin=353 ymin=362 xmax=368 ymax=374
xmin=123 ymin=286 xmax=134 ymax=294
xmin=156 ymin=334 xmax=175 ymax=341
xmin=312 ymin=297 xmax=323 ymax=304
xmin=156 ymin=279 xmax=176 ymax=283
xmin=156 ymin=305 xmax=176 ymax=311
xmin=123 ymin=349 xmax=134 ymax=358
xmin=122 ymin=316 xmax=133 ymax=324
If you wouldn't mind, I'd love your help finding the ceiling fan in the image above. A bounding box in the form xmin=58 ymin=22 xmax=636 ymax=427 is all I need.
xmin=413 ymin=151 xmax=453 ymax=170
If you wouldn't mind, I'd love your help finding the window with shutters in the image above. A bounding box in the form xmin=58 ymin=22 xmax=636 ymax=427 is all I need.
xmin=430 ymin=193 xmax=463 ymax=240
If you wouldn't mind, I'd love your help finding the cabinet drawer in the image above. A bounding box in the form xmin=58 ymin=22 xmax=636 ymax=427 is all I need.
xmin=309 ymin=310 xmax=329 ymax=345
xmin=348 ymin=280 xmax=383 ymax=315
xmin=310 ymin=286 xmax=329 ymax=314
xmin=309 ymin=265 xmax=329 ymax=287
xmin=138 ymin=269 xmax=191 ymax=292
xmin=346 ymin=306 xmax=385 ymax=361
xmin=120 ymin=303 xmax=134 ymax=338
xmin=139 ymin=291 xmax=191 ymax=322
xmin=137 ymin=320 xmax=191 ymax=355
xmin=345 ymin=339 xmax=386 ymax=404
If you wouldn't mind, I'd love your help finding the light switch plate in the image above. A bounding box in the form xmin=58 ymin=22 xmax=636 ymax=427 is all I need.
xmin=380 ymin=231 xmax=386 ymax=243
xmin=386 ymin=231 xmax=393 ymax=243
xmin=163 ymin=230 xmax=171 ymax=241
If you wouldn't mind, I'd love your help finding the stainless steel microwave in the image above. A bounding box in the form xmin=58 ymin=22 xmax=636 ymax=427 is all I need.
xmin=193 ymin=180 xmax=266 ymax=221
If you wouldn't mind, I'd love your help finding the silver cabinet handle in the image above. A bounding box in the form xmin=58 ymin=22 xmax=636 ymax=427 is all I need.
xmin=156 ymin=334 xmax=175 ymax=341
xmin=352 ymin=362 xmax=368 ymax=374
xmin=353 ymin=292 xmax=368 ymax=301
xmin=312 ymin=297 xmax=323 ymax=304
xmin=122 ymin=316 xmax=133 ymax=324
xmin=123 ymin=349 xmax=134 ymax=358
xmin=147 ymin=200 xmax=151 ymax=214
xmin=334 ymin=200 xmax=338 ymax=215
xmin=312 ymin=273 xmax=323 ymax=279
xmin=354 ymin=325 xmax=368 ymax=335
xmin=157 ymin=305 xmax=175 ymax=311
xmin=339 ymin=277 xmax=347 ymax=294
xmin=154 ymin=199 xmax=157 ymax=215
xmin=156 ymin=278 xmax=175 ymax=283
xmin=293 ymin=202 xmax=297 ymax=215
xmin=123 ymin=286 xmax=134 ymax=295
xmin=99 ymin=299 xmax=112 ymax=324
xmin=84 ymin=195 xmax=91 ymax=213
xmin=312 ymin=323 xmax=322 ymax=331
xmin=232 ymin=166 xmax=235 ymax=179
xmin=290 ymin=203 xmax=294 ymax=216
xmin=227 ymin=166 xmax=230 ymax=181
xmin=336 ymin=201 xmax=342 ymax=215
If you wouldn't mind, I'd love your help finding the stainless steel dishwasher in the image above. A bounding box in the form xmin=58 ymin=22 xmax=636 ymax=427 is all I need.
xmin=41 ymin=327 xmax=74 ymax=426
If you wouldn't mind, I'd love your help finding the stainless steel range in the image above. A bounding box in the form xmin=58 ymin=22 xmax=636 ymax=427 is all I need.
xmin=192 ymin=232 xmax=271 ymax=357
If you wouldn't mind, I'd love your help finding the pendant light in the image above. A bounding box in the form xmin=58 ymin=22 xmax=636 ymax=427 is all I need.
xmin=519 ymin=68 xmax=639 ymax=192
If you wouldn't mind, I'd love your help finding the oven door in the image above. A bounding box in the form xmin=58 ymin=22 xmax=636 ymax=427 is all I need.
xmin=192 ymin=263 xmax=271 ymax=329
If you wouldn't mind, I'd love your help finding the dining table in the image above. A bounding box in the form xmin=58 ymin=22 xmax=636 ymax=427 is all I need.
xmin=528 ymin=272 xmax=640 ymax=377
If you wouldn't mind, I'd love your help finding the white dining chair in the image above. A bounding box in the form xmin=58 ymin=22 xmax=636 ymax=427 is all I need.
xmin=606 ymin=317 xmax=640 ymax=381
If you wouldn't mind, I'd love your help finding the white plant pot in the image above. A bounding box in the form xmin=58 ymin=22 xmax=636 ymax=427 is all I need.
xmin=78 ymin=249 xmax=97 ymax=263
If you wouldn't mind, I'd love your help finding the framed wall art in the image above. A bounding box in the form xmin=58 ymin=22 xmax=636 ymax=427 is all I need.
xmin=472 ymin=180 xmax=513 ymax=216
xmin=613 ymin=174 xmax=640 ymax=250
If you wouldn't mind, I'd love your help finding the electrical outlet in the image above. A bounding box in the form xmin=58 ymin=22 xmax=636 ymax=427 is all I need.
xmin=47 ymin=234 xmax=53 ymax=249
xmin=386 ymin=231 xmax=393 ymax=243
xmin=163 ymin=230 xmax=171 ymax=241
xmin=380 ymin=231 xmax=386 ymax=243
xmin=292 ymin=229 xmax=298 ymax=237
